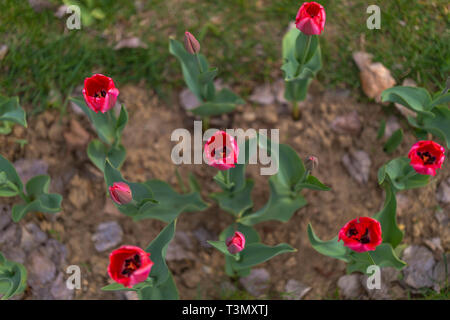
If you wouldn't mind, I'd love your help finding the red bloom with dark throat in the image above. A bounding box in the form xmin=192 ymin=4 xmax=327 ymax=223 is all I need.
xmin=338 ymin=217 xmax=382 ymax=253
xmin=408 ymin=140 xmax=445 ymax=176
xmin=204 ymin=130 xmax=239 ymax=170
xmin=295 ymin=2 xmax=326 ymax=35
xmin=108 ymin=245 xmax=154 ymax=288
xmin=83 ymin=74 xmax=119 ymax=113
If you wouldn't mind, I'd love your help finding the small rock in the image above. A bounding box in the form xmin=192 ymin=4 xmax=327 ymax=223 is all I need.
xmin=0 ymin=44 xmax=8 ymax=60
xmin=342 ymin=150 xmax=371 ymax=184
xmin=54 ymin=5 xmax=68 ymax=18
xmin=384 ymin=116 xmax=401 ymax=138
xmin=352 ymin=51 xmax=396 ymax=103
xmin=423 ymin=237 xmax=443 ymax=254
xmin=337 ymin=274 xmax=364 ymax=299
xmin=21 ymin=223 xmax=48 ymax=252
xmin=249 ymin=84 xmax=275 ymax=105
xmin=166 ymin=231 xmax=195 ymax=261
xmin=434 ymin=209 xmax=449 ymax=226
xmin=193 ymin=227 xmax=216 ymax=248
xmin=28 ymin=251 xmax=56 ymax=286
xmin=114 ymin=37 xmax=148 ymax=50
xmin=0 ymin=223 xmax=21 ymax=247
xmin=242 ymin=111 xmax=257 ymax=122
xmin=273 ymin=79 xmax=288 ymax=105
xmin=50 ymin=273 xmax=74 ymax=300
xmin=396 ymin=194 xmax=409 ymax=216
xmin=360 ymin=267 xmax=400 ymax=299
xmin=395 ymin=79 xmax=418 ymax=118
xmin=240 ymin=268 xmax=270 ymax=297
xmin=13 ymin=159 xmax=48 ymax=184
xmin=28 ymin=0 xmax=54 ymax=12
xmin=330 ymin=111 xmax=362 ymax=135
xmin=432 ymin=254 xmax=450 ymax=292
xmin=2 ymin=247 xmax=26 ymax=264
xmin=92 ymin=221 xmax=123 ymax=252
xmin=68 ymin=175 xmax=90 ymax=210
xmin=179 ymin=88 xmax=200 ymax=111
xmin=402 ymin=245 xmax=436 ymax=289
xmin=436 ymin=177 xmax=450 ymax=204
xmin=284 ymin=279 xmax=311 ymax=300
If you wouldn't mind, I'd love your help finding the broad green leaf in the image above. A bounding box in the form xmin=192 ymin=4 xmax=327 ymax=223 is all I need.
xmin=87 ymin=140 xmax=126 ymax=172
xmin=11 ymin=193 xmax=62 ymax=222
xmin=207 ymin=240 xmax=236 ymax=258
xmin=239 ymin=177 xmax=307 ymax=225
xmin=428 ymin=92 xmax=450 ymax=109
xmin=284 ymin=78 xmax=311 ymax=102
xmin=383 ymin=129 xmax=403 ymax=154
xmin=138 ymin=273 xmax=179 ymax=300
xmin=145 ymin=220 xmax=176 ymax=286
xmin=0 ymin=253 xmax=27 ymax=300
xmin=295 ymin=175 xmax=330 ymax=191
xmin=381 ymin=86 xmax=433 ymax=116
xmin=377 ymin=119 xmax=386 ymax=140
xmin=136 ymin=180 xmax=208 ymax=222
xmin=379 ymin=157 xmax=429 ymax=191
xmin=307 ymin=224 xmax=349 ymax=262
xmin=0 ymin=154 xmax=23 ymax=193
xmin=198 ymin=68 xmax=218 ymax=84
xmin=101 ymin=282 xmax=134 ymax=292
xmin=408 ymin=105 xmax=450 ymax=148
xmin=347 ymin=243 xmax=406 ymax=274
xmin=231 ymin=243 xmax=296 ymax=270
xmin=373 ymin=182 xmax=403 ymax=248
xmin=25 ymin=175 xmax=50 ymax=197
xmin=0 ymin=95 xmax=27 ymax=129
xmin=0 ymin=171 xmax=20 ymax=197
xmin=190 ymin=102 xmax=236 ymax=117
xmin=210 ymin=179 xmax=254 ymax=216
xmin=70 ymin=97 xmax=116 ymax=145
xmin=214 ymin=88 xmax=245 ymax=105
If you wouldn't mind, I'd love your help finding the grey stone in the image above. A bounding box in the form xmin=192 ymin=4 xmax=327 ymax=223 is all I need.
xmin=436 ymin=177 xmax=450 ymax=204
xmin=50 ymin=273 xmax=74 ymax=300
xmin=179 ymin=88 xmax=200 ymax=111
xmin=273 ymin=79 xmax=288 ymax=105
xmin=331 ymin=111 xmax=362 ymax=135
xmin=13 ymin=159 xmax=48 ymax=184
xmin=0 ymin=44 xmax=8 ymax=60
xmin=402 ymin=245 xmax=436 ymax=289
xmin=193 ymin=227 xmax=216 ymax=248
xmin=432 ymin=254 xmax=450 ymax=292
xmin=21 ymin=223 xmax=48 ymax=252
xmin=384 ymin=116 xmax=401 ymax=138
xmin=92 ymin=221 xmax=123 ymax=252
xmin=28 ymin=250 xmax=56 ymax=286
xmin=435 ymin=209 xmax=449 ymax=226
xmin=166 ymin=231 xmax=195 ymax=261
xmin=342 ymin=150 xmax=372 ymax=184
xmin=2 ymin=247 xmax=26 ymax=264
xmin=284 ymin=279 xmax=311 ymax=300
xmin=0 ymin=223 xmax=22 ymax=247
xmin=360 ymin=267 xmax=400 ymax=299
xmin=240 ymin=268 xmax=270 ymax=297
xmin=249 ymin=84 xmax=275 ymax=105
xmin=337 ymin=274 xmax=364 ymax=299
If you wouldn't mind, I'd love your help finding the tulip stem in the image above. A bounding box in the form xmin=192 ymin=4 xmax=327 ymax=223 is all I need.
xmin=202 ymin=116 xmax=210 ymax=130
xmin=195 ymin=53 xmax=203 ymax=73
xmin=367 ymin=252 xmax=377 ymax=266
xmin=292 ymin=100 xmax=300 ymax=120
xmin=300 ymin=36 xmax=312 ymax=67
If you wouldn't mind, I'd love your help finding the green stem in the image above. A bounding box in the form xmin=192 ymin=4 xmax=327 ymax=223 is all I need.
xmin=292 ymin=100 xmax=300 ymax=120
xmin=367 ymin=252 xmax=377 ymax=266
xmin=300 ymin=36 xmax=312 ymax=67
xmin=202 ymin=116 xmax=210 ymax=131
xmin=195 ymin=53 xmax=203 ymax=73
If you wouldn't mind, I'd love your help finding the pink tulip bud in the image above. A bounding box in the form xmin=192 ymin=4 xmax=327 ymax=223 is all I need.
xmin=109 ymin=182 xmax=132 ymax=205
xmin=305 ymin=155 xmax=319 ymax=171
xmin=295 ymin=2 xmax=326 ymax=36
xmin=226 ymin=231 xmax=246 ymax=254
xmin=204 ymin=131 xmax=239 ymax=170
xmin=184 ymin=31 xmax=200 ymax=54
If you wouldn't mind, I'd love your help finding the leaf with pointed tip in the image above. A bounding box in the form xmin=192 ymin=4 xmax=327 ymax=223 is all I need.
xmin=12 ymin=193 xmax=62 ymax=222
xmin=0 ymin=95 xmax=27 ymax=129
xmin=138 ymin=272 xmax=179 ymax=300
xmin=347 ymin=243 xmax=406 ymax=274
xmin=210 ymin=179 xmax=254 ymax=217
xmin=379 ymin=157 xmax=429 ymax=191
xmin=0 ymin=154 xmax=23 ymax=194
xmin=307 ymin=224 xmax=349 ymax=262
xmin=0 ymin=253 xmax=27 ymax=300
xmin=295 ymin=175 xmax=330 ymax=191
xmin=381 ymin=86 xmax=433 ymax=116
xmin=408 ymin=105 xmax=450 ymax=148
xmin=383 ymin=129 xmax=403 ymax=154
xmin=87 ymin=139 xmax=126 ymax=172
xmin=231 ymin=243 xmax=295 ymax=270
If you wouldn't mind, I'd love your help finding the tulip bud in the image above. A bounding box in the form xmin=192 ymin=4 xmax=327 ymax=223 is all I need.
xmin=305 ymin=155 xmax=319 ymax=172
xmin=109 ymin=182 xmax=132 ymax=205
xmin=184 ymin=31 xmax=200 ymax=54
xmin=225 ymin=231 xmax=246 ymax=254
xmin=295 ymin=2 xmax=326 ymax=36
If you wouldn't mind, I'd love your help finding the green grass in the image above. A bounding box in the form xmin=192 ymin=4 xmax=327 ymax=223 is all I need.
xmin=0 ymin=0 xmax=448 ymax=112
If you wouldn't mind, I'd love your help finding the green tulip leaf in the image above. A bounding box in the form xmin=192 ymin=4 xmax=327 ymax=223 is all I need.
xmin=11 ymin=193 xmax=62 ymax=222
xmin=87 ymin=139 xmax=126 ymax=172
xmin=0 ymin=253 xmax=27 ymax=300
xmin=381 ymin=86 xmax=433 ymax=116
xmin=408 ymin=105 xmax=450 ymax=148
xmin=210 ymin=179 xmax=254 ymax=217
xmin=307 ymin=224 xmax=349 ymax=262
xmin=379 ymin=157 xmax=429 ymax=191
xmin=0 ymin=154 xmax=23 ymax=194
xmin=383 ymin=128 xmax=403 ymax=154
xmin=138 ymin=272 xmax=179 ymax=300
xmin=0 ymin=95 xmax=27 ymax=129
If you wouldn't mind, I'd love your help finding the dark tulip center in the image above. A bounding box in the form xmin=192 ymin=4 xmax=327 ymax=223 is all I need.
xmin=121 ymin=254 xmax=141 ymax=277
xmin=347 ymin=227 xmax=371 ymax=244
xmin=94 ymin=89 xmax=107 ymax=98
xmin=417 ymin=151 xmax=436 ymax=165
xmin=306 ymin=4 xmax=320 ymax=17
xmin=211 ymin=146 xmax=229 ymax=159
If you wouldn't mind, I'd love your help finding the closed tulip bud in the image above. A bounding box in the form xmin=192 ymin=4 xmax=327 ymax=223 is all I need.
xmin=109 ymin=182 xmax=132 ymax=205
xmin=295 ymin=2 xmax=326 ymax=36
xmin=305 ymin=156 xmax=319 ymax=172
xmin=226 ymin=231 xmax=246 ymax=254
xmin=184 ymin=31 xmax=200 ymax=54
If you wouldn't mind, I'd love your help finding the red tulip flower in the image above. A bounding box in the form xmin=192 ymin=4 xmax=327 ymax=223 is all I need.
xmin=338 ymin=217 xmax=382 ymax=253
xmin=204 ymin=131 xmax=239 ymax=170
xmin=184 ymin=31 xmax=200 ymax=54
xmin=295 ymin=2 xmax=326 ymax=35
xmin=408 ymin=140 xmax=445 ymax=176
xmin=109 ymin=182 xmax=132 ymax=205
xmin=226 ymin=231 xmax=246 ymax=254
xmin=108 ymin=245 xmax=154 ymax=288
xmin=82 ymin=74 xmax=119 ymax=113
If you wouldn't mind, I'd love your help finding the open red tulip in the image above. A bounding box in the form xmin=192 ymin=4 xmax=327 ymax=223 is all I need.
xmin=204 ymin=131 xmax=239 ymax=170
xmin=408 ymin=140 xmax=445 ymax=176
xmin=338 ymin=217 xmax=382 ymax=253
xmin=82 ymin=74 xmax=119 ymax=113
